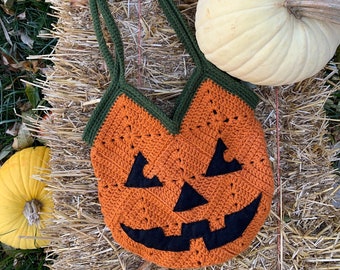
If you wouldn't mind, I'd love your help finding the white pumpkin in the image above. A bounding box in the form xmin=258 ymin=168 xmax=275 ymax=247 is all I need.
xmin=195 ymin=0 xmax=340 ymax=86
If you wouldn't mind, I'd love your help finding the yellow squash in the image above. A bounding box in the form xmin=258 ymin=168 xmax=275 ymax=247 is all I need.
xmin=0 ymin=146 xmax=53 ymax=249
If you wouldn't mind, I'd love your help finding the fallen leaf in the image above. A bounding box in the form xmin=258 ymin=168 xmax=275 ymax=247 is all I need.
xmin=9 ymin=60 xmax=39 ymax=72
xmin=1 ymin=53 xmax=10 ymax=66
xmin=25 ymin=83 xmax=41 ymax=108
xmin=16 ymin=100 xmax=32 ymax=113
xmin=17 ymin=11 xmax=26 ymax=20
xmin=1 ymin=52 xmax=15 ymax=67
xmin=19 ymin=30 xmax=34 ymax=49
xmin=12 ymin=123 xmax=34 ymax=150
xmin=5 ymin=122 xmax=21 ymax=136
xmin=22 ymin=60 xmax=40 ymax=73
xmin=3 ymin=0 xmax=15 ymax=10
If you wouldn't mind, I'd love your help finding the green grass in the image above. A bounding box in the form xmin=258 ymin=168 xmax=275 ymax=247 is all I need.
xmin=0 ymin=0 xmax=57 ymax=161
xmin=324 ymin=47 xmax=340 ymax=149
xmin=325 ymin=87 xmax=340 ymax=171
xmin=0 ymin=244 xmax=49 ymax=270
xmin=0 ymin=0 xmax=57 ymax=268
xmin=325 ymin=90 xmax=340 ymax=125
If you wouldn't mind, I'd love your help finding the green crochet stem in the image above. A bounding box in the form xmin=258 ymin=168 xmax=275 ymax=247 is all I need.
xmin=83 ymin=0 xmax=259 ymax=145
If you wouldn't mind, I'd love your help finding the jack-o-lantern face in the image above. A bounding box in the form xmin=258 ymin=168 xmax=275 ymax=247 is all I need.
xmin=91 ymin=79 xmax=274 ymax=268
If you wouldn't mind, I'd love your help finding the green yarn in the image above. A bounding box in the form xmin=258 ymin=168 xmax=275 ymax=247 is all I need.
xmin=83 ymin=0 xmax=259 ymax=145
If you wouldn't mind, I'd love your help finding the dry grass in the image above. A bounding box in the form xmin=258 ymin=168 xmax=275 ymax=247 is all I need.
xmin=31 ymin=0 xmax=340 ymax=269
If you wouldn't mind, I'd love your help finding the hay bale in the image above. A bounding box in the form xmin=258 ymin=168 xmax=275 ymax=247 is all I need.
xmin=35 ymin=0 xmax=339 ymax=269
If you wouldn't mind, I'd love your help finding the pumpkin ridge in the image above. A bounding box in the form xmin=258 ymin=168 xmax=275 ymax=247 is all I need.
xmin=297 ymin=20 xmax=314 ymax=81
xmin=248 ymin=24 xmax=291 ymax=81
xmin=26 ymin=148 xmax=47 ymax=200
xmin=306 ymin=19 xmax=333 ymax=56
xmin=22 ymin=149 xmax=37 ymax=200
xmin=203 ymin=8 xmax=279 ymax=55
xmin=0 ymin=176 xmax=21 ymax=202
xmin=199 ymin=0 xmax=279 ymax=18
xmin=262 ymin=15 xmax=297 ymax=84
xmin=220 ymin=12 xmax=291 ymax=76
xmin=4 ymin=157 xmax=24 ymax=201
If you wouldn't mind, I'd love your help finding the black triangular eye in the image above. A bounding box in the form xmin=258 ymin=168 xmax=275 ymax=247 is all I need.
xmin=205 ymin=138 xmax=242 ymax=177
xmin=125 ymin=152 xmax=163 ymax=188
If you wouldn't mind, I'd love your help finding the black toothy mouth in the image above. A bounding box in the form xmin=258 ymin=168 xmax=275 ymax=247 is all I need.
xmin=121 ymin=193 xmax=262 ymax=251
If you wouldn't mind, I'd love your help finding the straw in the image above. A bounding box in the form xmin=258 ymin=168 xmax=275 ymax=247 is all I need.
xmin=34 ymin=1 xmax=340 ymax=269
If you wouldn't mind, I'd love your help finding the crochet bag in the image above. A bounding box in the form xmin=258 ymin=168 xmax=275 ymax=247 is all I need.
xmin=83 ymin=0 xmax=274 ymax=268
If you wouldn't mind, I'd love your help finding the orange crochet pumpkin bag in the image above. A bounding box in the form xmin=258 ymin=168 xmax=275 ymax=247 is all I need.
xmin=84 ymin=0 xmax=274 ymax=268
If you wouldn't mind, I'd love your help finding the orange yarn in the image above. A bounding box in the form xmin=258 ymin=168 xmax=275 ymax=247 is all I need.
xmin=91 ymin=79 xmax=274 ymax=268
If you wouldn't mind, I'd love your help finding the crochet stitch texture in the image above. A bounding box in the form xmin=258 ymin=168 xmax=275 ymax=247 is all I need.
xmin=84 ymin=0 xmax=274 ymax=268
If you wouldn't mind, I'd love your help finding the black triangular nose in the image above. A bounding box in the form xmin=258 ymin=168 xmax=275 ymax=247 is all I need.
xmin=174 ymin=182 xmax=208 ymax=212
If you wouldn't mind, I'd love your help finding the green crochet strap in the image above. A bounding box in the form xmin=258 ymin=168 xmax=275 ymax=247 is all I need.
xmin=157 ymin=0 xmax=259 ymax=118
xmin=89 ymin=0 xmax=124 ymax=82
xmin=83 ymin=0 xmax=259 ymax=145
xmin=84 ymin=0 xmax=128 ymax=144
